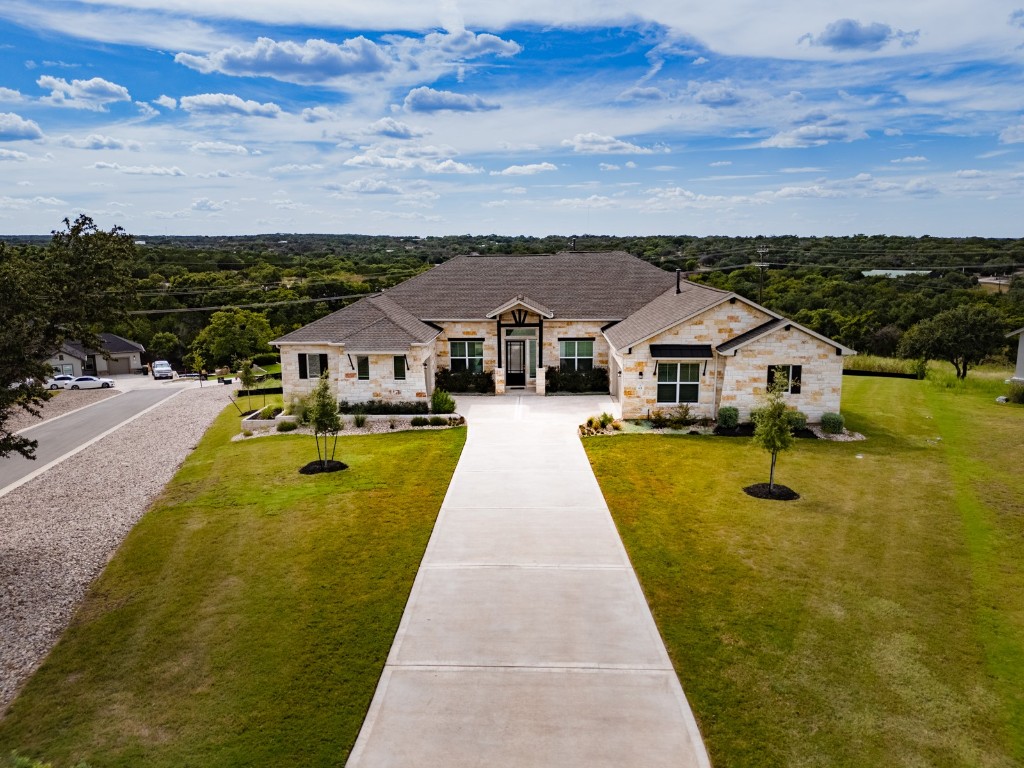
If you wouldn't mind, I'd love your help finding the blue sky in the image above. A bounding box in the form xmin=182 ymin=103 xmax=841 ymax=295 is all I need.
xmin=2 ymin=1 xmax=1024 ymax=237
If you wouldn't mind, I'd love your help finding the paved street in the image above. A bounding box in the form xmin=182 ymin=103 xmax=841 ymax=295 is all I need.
xmin=0 ymin=387 xmax=182 ymax=495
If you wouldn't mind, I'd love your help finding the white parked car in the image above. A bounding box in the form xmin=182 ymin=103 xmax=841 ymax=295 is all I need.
xmin=45 ymin=374 xmax=76 ymax=390
xmin=68 ymin=376 xmax=115 ymax=390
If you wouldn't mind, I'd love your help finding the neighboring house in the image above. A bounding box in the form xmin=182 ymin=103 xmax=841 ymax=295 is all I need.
xmin=1009 ymin=327 xmax=1024 ymax=382
xmin=46 ymin=342 xmax=88 ymax=377
xmin=273 ymin=251 xmax=855 ymax=420
xmin=45 ymin=333 xmax=145 ymax=377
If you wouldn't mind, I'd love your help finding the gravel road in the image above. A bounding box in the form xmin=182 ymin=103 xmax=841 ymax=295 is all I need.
xmin=0 ymin=385 xmax=231 ymax=714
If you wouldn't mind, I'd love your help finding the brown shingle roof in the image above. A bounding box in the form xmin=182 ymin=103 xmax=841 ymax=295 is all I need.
xmin=603 ymin=283 xmax=731 ymax=351
xmin=272 ymin=293 xmax=439 ymax=350
xmin=382 ymin=251 xmax=676 ymax=320
xmin=716 ymin=318 xmax=787 ymax=354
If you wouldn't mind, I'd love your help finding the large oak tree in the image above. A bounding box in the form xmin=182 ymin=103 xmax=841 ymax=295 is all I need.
xmin=0 ymin=216 xmax=137 ymax=459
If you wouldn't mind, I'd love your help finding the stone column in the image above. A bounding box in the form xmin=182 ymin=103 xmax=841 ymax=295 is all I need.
xmin=494 ymin=366 xmax=506 ymax=395
xmin=535 ymin=366 xmax=546 ymax=395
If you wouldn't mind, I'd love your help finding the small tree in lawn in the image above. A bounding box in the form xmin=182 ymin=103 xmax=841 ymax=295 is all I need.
xmin=309 ymin=372 xmax=341 ymax=471
xmin=752 ymin=367 xmax=796 ymax=494
xmin=239 ymin=360 xmax=257 ymax=413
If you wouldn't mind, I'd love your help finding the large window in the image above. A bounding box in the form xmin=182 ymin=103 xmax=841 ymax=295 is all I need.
xmin=657 ymin=362 xmax=700 ymax=404
xmin=394 ymin=355 xmax=406 ymax=381
xmin=559 ymin=339 xmax=594 ymax=372
xmin=298 ymin=353 xmax=328 ymax=380
xmin=356 ymin=356 xmax=370 ymax=380
xmin=450 ymin=340 xmax=484 ymax=373
xmin=767 ymin=365 xmax=802 ymax=394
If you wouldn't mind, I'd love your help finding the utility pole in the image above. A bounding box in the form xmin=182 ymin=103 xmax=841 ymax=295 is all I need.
xmin=754 ymin=244 xmax=769 ymax=305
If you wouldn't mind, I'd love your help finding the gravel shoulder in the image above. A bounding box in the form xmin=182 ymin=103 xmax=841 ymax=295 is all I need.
xmin=0 ymin=385 xmax=230 ymax=715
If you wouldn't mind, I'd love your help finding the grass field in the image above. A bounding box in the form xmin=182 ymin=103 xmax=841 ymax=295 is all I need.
xmin=586 ymin=373 xmax=1023 ymax=767
xmin=0 ymin=409 xmax=465 ymax=767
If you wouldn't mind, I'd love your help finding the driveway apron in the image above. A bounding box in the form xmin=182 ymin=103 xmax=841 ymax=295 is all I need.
xmin=346 ymin=394 xmax=710 ymax=768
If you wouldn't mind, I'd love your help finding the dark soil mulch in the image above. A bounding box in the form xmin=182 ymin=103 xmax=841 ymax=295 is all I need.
xmin=299 ymin=460 xmax=348 ymax=475
xmin=743 ymin=483 xmax=800 ymax=501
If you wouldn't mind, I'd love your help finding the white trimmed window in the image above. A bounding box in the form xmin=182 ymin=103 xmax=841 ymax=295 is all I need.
xmin=657 ymin=362 xmax=700 ymax=404
xmin=767 ymin=365 xmax=802 ymax=394
xmin=450 ymin=340 xmax=484 ymax=373
xmin=394 ymin=356 xmax=406 ymax=381
xmin=559 ymin=339 xmax=594 ymax=372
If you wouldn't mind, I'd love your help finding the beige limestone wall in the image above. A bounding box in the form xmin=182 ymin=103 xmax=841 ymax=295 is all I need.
xmin=279 ymin=344 xmax=433 ymax=405
xmin=719 ymin=329 xmax=844 ymax=421
xmin=540 ymin=321 xmax=610 ymax=371
xmin=433 ymin=321 xmax=498 ymax=372
xmin=614 ymin=300 xmax=773 ymax=420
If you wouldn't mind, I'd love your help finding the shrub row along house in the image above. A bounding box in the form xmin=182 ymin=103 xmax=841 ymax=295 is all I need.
xmin=272 ymin=251 xmax=854 ymax=420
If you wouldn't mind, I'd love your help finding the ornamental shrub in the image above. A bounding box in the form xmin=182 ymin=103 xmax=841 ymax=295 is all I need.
xmin=252 ymin=352 xmax=280 ymax=366
xmin=821 ymin=412 xmax=845 ymax=434
xmin=434 ymin=367 xmax=495 ymax=394
xmin=786 ymin=410 xmax=808 ymax=432
xmin=1005 ymin=381 xmax=1024 ymax=404
xmin=276 ymin=421 xmax=297 ymax=433
xmin=428 ymin=415 xmax=448 ymax=426
xmin=717 ymin=406 xmax=739 ymax=429
xmin=410 ymin=416 xmax=430 ymax=426
xmin=649 ymin=409 xmax=669 ymax=429
xmin=352 ymin=412 xmax=368 ymax=428
xmin=667 ymin=404 xmax=694 ymax=430
xmin=431 ymin=388 xmax=457 ymax=414
xmin=545 ymin=366 xmax=609 ymax=393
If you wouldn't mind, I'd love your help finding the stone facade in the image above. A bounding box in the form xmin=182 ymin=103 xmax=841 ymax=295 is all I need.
xmin=613 ymin=300 xmax=845 ymax=421
xmin=280 ymin=344 xmax=434 ymax=405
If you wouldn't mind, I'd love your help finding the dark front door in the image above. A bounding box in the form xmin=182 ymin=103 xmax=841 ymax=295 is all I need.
xmin=506 ymin=340 xmax=526 ymax=387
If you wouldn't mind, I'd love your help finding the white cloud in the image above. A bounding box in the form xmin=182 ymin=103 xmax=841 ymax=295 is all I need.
xmin=761 ymin=113 xmax=867 ymax=148
xmin=0 ymin=112 xmax=44 ymax=141
xmin=599 ymin=163 xmax=620 ymax=171
xmin=368 ymin=117 xmax=426 ymax=139
xmin=692 ymin=57 xmax=709 ymax=65
xmin=154 ymin=95 xmax=177 ymax=110
xmin=799 ymin=19 xmax=920 ymax=52
xmin=340 ymin=178 xmax=403 ymax=194
xmin=0 ymin=194 xmax=66 ymax=209
xmin=562 ymin=132 xmax=657 ymax=154
xmin=37 ymin=75 xmax=130 ymax=110
xmin=710 ymin=161 xmax=733 ymax=167
xmin=0 ymin=148 xmax=29 ymax=161
xmin=344 ymin=143 xmax=482 ymax=174
xmin=175 ymin=36 xmax=390 ymax=84
xmin=999 ymin=121 xmax=1024 ymax=144
xmin=192 ymin=197 xmax=225 ymax=211
xmin=0 ymin=87 xmax=24 ymax=102
xmin=404 ymin=87 xmax=499 ymax=113
xmin=179 ymin=93 xmax=281 ymax=118
xmin=891 ymin=155 xmax=927 ymax=163
xmin=688 ymin=80 xmax=742 ymax=107
xmin=191 ymin=141 xmax=250 ymax=155
xmin=302 ymin=106 xmax=338 ymax=122
xmin=59 ymin=133 xmax=141 ymax=151
xmin=618 ymin=86 xmax=666 ymax=102
xmin=91 ymin=161 xmax=186 ymax=176
xmin=271 ymin=163 xmax=324 ymax=173
xmin=884 ymin=128 xmax=903 ymax=136
xmin=490 ymin=162 xmax=557 ymax=176
xmin=553 ymin=194 xmax=615 ymax=209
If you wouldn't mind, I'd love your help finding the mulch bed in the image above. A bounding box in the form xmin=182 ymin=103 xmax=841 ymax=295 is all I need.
xmin=714 ymin=424 xmax=818 ymax=439
xmin=299 ymin=460 xmax=348 ymax=475
xmin=743 ymin=483 xmax=800 ymax=501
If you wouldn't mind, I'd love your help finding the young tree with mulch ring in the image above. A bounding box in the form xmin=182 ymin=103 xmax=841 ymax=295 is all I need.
xmin=748 ymin=367 xmax=799 ymax=500
xmin=303 ymin=372 xmax=346 ymax=474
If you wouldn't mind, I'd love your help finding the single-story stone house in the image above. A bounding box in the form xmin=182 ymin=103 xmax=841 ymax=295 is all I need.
xmin=273 ymin=251 xmax=855 ymax=420
xmin=45 ymin=333 xmax=145 ymax=377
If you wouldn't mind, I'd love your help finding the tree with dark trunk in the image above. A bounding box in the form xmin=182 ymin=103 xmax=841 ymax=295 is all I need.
xmin=751 ymin=368 xmax=796 ymax=494
xmin=309 ymin=372 xmax=342 ymax=471
xmin=0 ymin=216 xmax=136 ymax=459
xmin=899 ymin=304 xmax=1006 ymax=379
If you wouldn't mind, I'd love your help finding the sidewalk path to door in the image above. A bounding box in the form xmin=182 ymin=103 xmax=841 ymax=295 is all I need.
xmin=347 ymin=394 xmax=710 ymax=768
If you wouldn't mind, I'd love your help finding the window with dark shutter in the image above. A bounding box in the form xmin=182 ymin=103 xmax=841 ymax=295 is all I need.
xmin=298 ymin=354 xmax=308 ymax=379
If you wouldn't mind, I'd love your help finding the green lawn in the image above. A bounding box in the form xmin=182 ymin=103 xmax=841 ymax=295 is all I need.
xmin=586 ymin=374 xmax=1023 ymax=768
xmin=0 ymin=409 xmax=465 ymax=767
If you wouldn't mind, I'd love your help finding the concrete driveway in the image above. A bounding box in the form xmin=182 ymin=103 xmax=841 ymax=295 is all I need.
xmin=347 ymin=393 xmax=710 ymax=767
